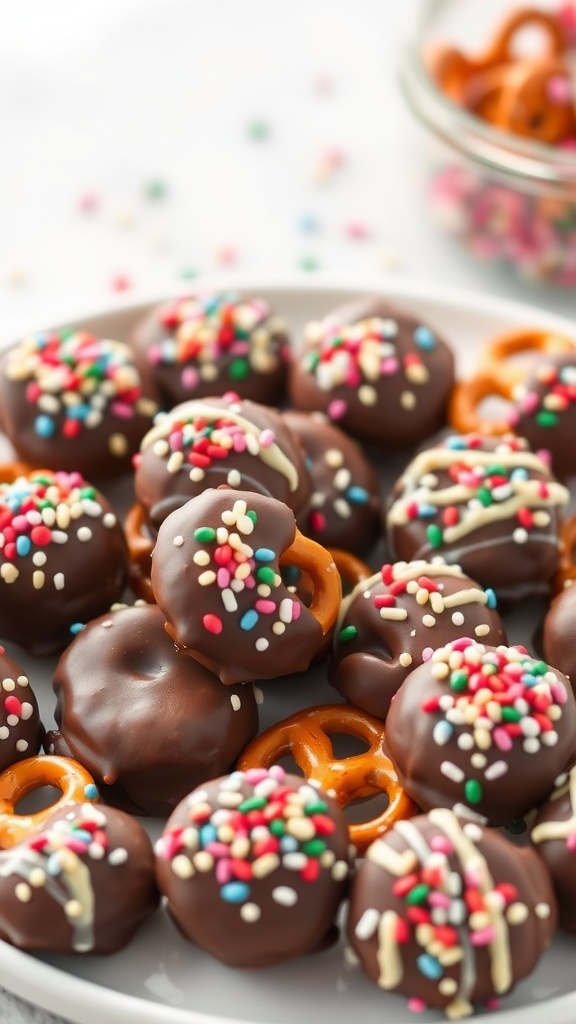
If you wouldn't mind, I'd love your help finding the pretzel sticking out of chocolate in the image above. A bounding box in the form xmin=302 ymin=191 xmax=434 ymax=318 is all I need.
xmin=0 ymin=754 xmax=97 ymax=847
xmin=479 ymin=328 xmax=576 ymax=391
xmin=125 ymin=501 xmax=154 ymax=603
xmin=554 ymin=514 xmax=576 ymax=593
xmin=448 ymin=369 xmax=513 ymax=437
xmin=237 ymin=704 xmax=416 ymax=854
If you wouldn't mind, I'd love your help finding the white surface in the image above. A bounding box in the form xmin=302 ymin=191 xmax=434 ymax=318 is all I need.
xmin=0 ymin=279 xmax=574 ymax=1024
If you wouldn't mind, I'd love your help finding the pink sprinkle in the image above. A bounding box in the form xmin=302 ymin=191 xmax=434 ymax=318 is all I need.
xmin=148 ymin=344 xmax=162 ymax=366
xmin=255 ymin=599 xmax=276 ymax=614
xmin=552 ymin=683 xmax=567 ymax=704
xmin=110 ymin=273 xmax=132 ymax=293
xmin=205 ymin=842 xmax=230 ymax=859
xmin=244 ymin=768 xmax=269 ymax=783
xmin=381 ymin=357 xmax=400 ymax=376
xmin=430 ymin=835 xmax=453 ymax=854
xmin=493 ymin=728 xmax=513 ymax=752
xmin=259 ymin=429 xmax=275 ymax=448
xmin=269 ymin=765 xmax=286 ymax=781
xmin=547 ymin=74 xmax=572 ymax=105
xmin=328 ymin=399 xmax=347 ymax=420
xmin=214 ymin=244 xmax=238 ymax=268
xmin=322 ymin=147 xmax=345 ymax=169
xmin=407 ymin=998 xmax=427 ymax=1013
xmin=451 ymin=637 xmax=474 ymax=652
xmin=216 ymin=858 xmax=232 ymax=884
xmin=181 ymin=367 xmax=200 ymax=390
xmin=222 ymin=391 xmax=240 ymax=403
xmin=536 ymin=448 xmax=552 ymax=468
xmin=309 ymin=510 xmax=326 ymax=533
xmin=470 ymin=926 xmax=496 ymax=946
xmin=345 ymin=369 xmax=362 ymax=388
xmin=485 ymin=998 xmax=501 ymax=1010
xmin=292 ymin=600 xmax=301 ymax=621
xmin=343 ymin=220 xmax=370 ymax=241
xmin=169 ymin=431 xmax=184 ymax=451
xmin=77 ymin=192 xmax=99 ymax=213
xmin=520 ymin=392 xmax=539 ymax=414
xmin=110 ymin=401 xmax=133 ymax=419
xmin=428 ymin=892 xmax=451 ymax=908
xmin=566 ymin=832 xmax=576 ymax=851
xmin=217 ymin=568 xmax=231 ymax=588
xmin=233 ymin=434 xmax=247 ymax=453
xmin=422 ymin=647 xmax=433 ymax=662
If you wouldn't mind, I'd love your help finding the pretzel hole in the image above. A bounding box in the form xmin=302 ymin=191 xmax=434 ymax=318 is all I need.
xmin=344 ymin=790 xmax=390 ymax=825
xmin=476 ymin=393 xmax=513 ymax=423
xmin=508 ymin=24 xmax=554 ymax=59
xmin=16 ymin=785 xmax=62 ymax=815
xmin=329 ymin=733 xmax=371 ymax=760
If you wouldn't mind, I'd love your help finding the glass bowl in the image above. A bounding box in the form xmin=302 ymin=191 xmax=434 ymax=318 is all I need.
xmin=400 ymin=0 xmax=576 ymax=286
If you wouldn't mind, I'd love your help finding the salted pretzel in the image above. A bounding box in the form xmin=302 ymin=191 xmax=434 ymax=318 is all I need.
xmin=554 ymin=515 xmax=576 ymax=593
xmin=237 ymin=704 xmax=416 ymax=854
xmin=0 ymin=754 xmax=98 ymax=847
xmin=125 ymin=501 xmax=155 ymax=603
xmin=448 ymin=369 xmax=514 ymax=437
xmin=479 ymin=328 xmax=576 ymax=391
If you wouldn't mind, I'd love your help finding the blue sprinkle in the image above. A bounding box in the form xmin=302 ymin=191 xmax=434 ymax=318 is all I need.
xmin=84 ymin=783 xmax=99 ymax=800
xmin=16 ymin=536 xmax=31 ymax=557
xmin=240 ymin=609 xmax=259 ymax=631
xmin=297 ymin=212 xmax=320 ymax=234
xmin=255 ymin=548 xmax=275 ymax=562
xmin=47 ymin=853 xmax=63 ymax=876
xmin=69 ymin=622 xmax=85 ymax=636
xmin=200 ymin=824 xmax=218 ymax=846
xmin=221 ymin=881 xmax=250 ymax=904
xmin=33 ymin=333 xmax=50 ymax=349
xmin=346 ymin=486 xmax=369 ymax=505
xmin=417 ymin=953 xmax=443 ymax=980
xmin=433 ymin=721 xmax=453 ymax=746
xmin=34 ymin=414 xmax=55 ymax=438
xmin=280 ymin=835 xmax=299 ymax=853
xmin=485 ymin=588 xmax=497 ymax=609
xmin=417 ymin=503 xmax=437 ymax=518
xmin=305 ymin=457 xmax=314 ymax=471
xmin=521 ymin=673 xmax=538 ymax=688
xmin=67 ymin=403 xmax=91 ymax=421
xmin=510 ymin=467 xmax=529 ymax=482
xmin=73 ymin=829 xmax=94 ymax=844
xmin=414 ymin=325 xmax=437 ymax=351
xmin=446 ymin=435 xmax=467 ymax=449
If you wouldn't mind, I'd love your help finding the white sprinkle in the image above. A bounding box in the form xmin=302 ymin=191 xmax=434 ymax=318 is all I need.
xmin=355 ymin=908 xmax=380 ymax=940
xmin=272 ymin=886 xmax=298 ymax=907
xmin=193 ymin=550 xmax=210 ymax=565
xmin=451 ymin=612 xmax=465 ymax=627
xmin=77 ymin=527 xmax=92 ymax=542
xmin=230 ymin=694 xmax=241 ymax=711
xmin=173 ymin=535 xmax=185 ymax=547
xmin=331 ymin=860 xmax=349 ymax=881
xmin=474 ymin=624 xmax=491 ymax=637
xmin=227 ymin=470 xmax=242 ymax=488
xmin=108 ymin=847 xmax=128 ymax=866
xmin=422 ymin=614 xmax=436 ymax=627
xmin=32 ymin=551 xmax=47 ymax=567
xmin=240 ymin=902 xmax=261 ymax=922
xmin=513 ymin=528 xmax=528 ymax=544
xmin=399 ymin=652 xmax=413 ymax=668
xmin=255 ymin=637 xmax=269 ymax=652
xmin=400 ymin=390 xmax=416 ymax=410
xmin=222 ymin=589 xmax=238 ymax=613
xmin=254 ymin=686 xmax=264 ymax=705
xmin=440 ymin=761 xmax=465 ymax=783
xmin=15 ymin=883 xmax=32 ymax=903
xmin=32 ymin=571 xmax=45 ymax=590
xmin=103 ymin=513 xmax=117 ymax=528
xmin=0 ymin=727 xmax=8 ymax=740
xmin=172 ymin=855 xmax=194 ymax=879
xmin=53 ymin=573 xmax=65 ymax=590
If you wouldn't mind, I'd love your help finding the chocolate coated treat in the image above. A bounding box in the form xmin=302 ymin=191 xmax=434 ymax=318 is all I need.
xmin=131 ymin=292 xmax=290 ymax=408
xmin=151 ymin=489 xmax=329 ymax=684
xmin=0 ymin=470 xmax=128 ymax=655
xmin=508 ymin=354 xmax=576 ymax=480
xmin=155 ymin=766 xmax=352 ymax=968
xmin=0 ymin=649 xmax=43 ymax=769
xmin=134 ymin=395 xmax=312 ymax=534
xmin=0 ymin=330 xmax=158 ymax=478
xmin=47 ymin=603 xmax=259 ymax=816
xmin=543 ymin=584 xmax=576 ymax=694
xmin=532 ymin=765 xmax=576 ymax=932
xmin=386 ymin=434 xmax=569 ymax=601
xmin=0 ymin=800 xmax=158 ymax=954
xmin=288 ymin=296 xmax=455 ymax=446
xmin=329 ymin=559 xmax=507 ymax=720
xmin=282 ymin=410 xmax=380 ymax=555
xmin=386 ymin=640 xmax=576 ymax=826
xmin=348 ymin=809 xmax=556 ymax=1016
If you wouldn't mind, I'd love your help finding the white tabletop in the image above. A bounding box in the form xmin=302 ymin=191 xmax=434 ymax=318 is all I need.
xmin=1 ymin=1 xmax=576 ymax=1021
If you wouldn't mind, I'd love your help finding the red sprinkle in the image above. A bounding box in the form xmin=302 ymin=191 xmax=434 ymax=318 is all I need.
xmin=203 ymin=613 xmax=223 ymax=635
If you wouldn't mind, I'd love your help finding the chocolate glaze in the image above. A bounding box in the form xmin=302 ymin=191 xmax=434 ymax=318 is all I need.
xmin=47 ymin=603 xmax=259 ymax=816
xmin=531 ymin=765 xmax=576 ymax=932
xmin=348 ymin=810 xmax=556 ymax=1015
xmin=282 ymin=410 xmax=381 ymax=555
xmin=155 ymin=767 xmax=352 ymax=968
xmin=0 ymin=331 xmax=158 ymax=478
xmin=0 ymin=470 xmax=128 ymax=656
xmin=288 ymin=296 xmax=455 ymax=446
xmin=151 ymin=489 xmax=326 ymax=685
xmin=0 ymin=800 xmax=158 ymax=955
xmin=134 ymin=395 xmax=312 ymax=534
xmin=130 ymin=292 xmax=291 ymax=408
xmin=509 ymin=354 xmax=576 ymax=481
xmin=329 ymin=560 xmax=507 ymax=720
xmin=386 ymin=640 xmax=576 ymax=826
xmin=543 ymin=584 xmax=576 ymax=694
xmin=0 ymin=649 xmax=43 ymax=769
xmin=386 ymin=434 xmax=569 ymax=601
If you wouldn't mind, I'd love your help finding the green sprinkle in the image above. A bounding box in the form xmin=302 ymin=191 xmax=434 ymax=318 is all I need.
xmin=338 ymin=625 xmax=358 ymax=644
xmin=535 ymin=411 xmax=558 ymax=429
xmin=450 ymin=670 xmax=468 ymax=692
xmin=247 ymin=118 xmax=271 ymax=141
xmin=269 ymin=818 xmax=285 ymax=837
xmin=426 ymin=524 xmax=444 ymax=549
xmin=502 ymin=707 xmax=521 ymax=723
xmin=229 ymin=358 xmax=250 ymax=380
xmin=299 ymin=254 xmax=319 ymax=272
xmin=477 ymin=488 xmax=492 ymax=507
xmin=247 ymin=510 xmax=258 ymax=525
xmin=194 ymin=527 xmax=216 ymax=543
xmin=257 ymin=567 xmax=276 ymax=585
xmin=145 ymin=178 xmax=168 ymax=201
xmin=302 ymin=839 xmax=327 ymax=857
xmin=304 ymin=800 xmax=328 ymax=816
xmin=486 ymin=464 xmax=507 ymax=476
xmin=530 ymin=660 xmax=548 ymax=676
xmin=465 ymin=779 xmax=483 ymax=804
xmin=406 ymin=883 xmax=431 ymax=906
xmin=80 ymin=487 xmax=96 ymax=500
xmin=305 ymin=352 xmax=320 ymax=372
xmin=60 ymin=328 xmax=75 ymax=340
xmin=238 ymin=796 xmax=267 ymax=813
xmin=180 ymin=266 xmax=199 ymax=281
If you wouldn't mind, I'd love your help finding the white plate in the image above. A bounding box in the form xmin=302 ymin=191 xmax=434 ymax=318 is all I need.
xmin=2 ymin=277 xmax=576 ymax=1024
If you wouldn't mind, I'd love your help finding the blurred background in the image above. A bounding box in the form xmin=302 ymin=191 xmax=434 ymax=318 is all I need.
xmin=3 ymin=0 xmax=575 ymax=348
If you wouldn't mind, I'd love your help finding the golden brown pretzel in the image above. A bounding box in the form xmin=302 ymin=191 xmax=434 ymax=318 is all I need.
xmin=237 ymin=704 xmax=416 ymax=854
xmin=448 ymin=370 xmax=514 ymax=437
xmin=0 ymin=461 xmax=36 ymax=484
xmin=278 ymin=530 xmax=341 ymax=637
xmin=554 ymin=515 xmax=576 ymax=593
xmin=0 ymin=754 xmax=98 ymax=847
xmin=479 ymin=328 xmax=576 ymax=390
xmin=125 ymin=501 xmax=154 ymax=603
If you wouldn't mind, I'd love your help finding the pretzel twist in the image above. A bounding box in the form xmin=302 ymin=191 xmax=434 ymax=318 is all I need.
xmin=0 ymin=755 xmax=98 ymax=847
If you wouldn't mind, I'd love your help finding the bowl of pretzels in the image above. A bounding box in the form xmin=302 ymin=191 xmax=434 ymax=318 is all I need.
xmin=401 ymin=0 xmax=576 ymax=287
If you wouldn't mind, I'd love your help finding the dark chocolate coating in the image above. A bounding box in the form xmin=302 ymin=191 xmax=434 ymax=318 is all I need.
xmin=134 ymin=396 xmax=312 ymax=534
xmin=348 ymin=810 xmax=556 ymax=1013
xmin=0 ymin=801 xmax=158 ymax=955
xmin=155 ymin=768 xmax=352 ymax=968
xmin=151 ymin=489 xmax=326 ymax=685
xmin=0 ymin=332 xmax=158 ymax=478
xmin=386 ymin=435 xmax=568 ymax=601
xmin=531 ymin=766 xmax=576 ymax=932
xmin=329 ymin=560 xmax=507 ymax=720
xmin=282 ymin=410 xmax=381 ymax=555
xmin=386 ymin=641 xmax=576 ymax=826
xmin=288 ymin=296 xmax=455 ymax=447
xmin=0 ymin=649 xmax=43 ymax=769
xmin=47 ymin=603 xmax=259 ymax=816
xmin=130 ymin=292 xmax=291 ymax=409
xmin=0 ymin=471 xmax=129 ymax=656
xmin=508 ymin=354 xmax=576 ymax=481
xmin=543 ymin=585 xmax=576 ymax=695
